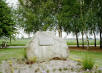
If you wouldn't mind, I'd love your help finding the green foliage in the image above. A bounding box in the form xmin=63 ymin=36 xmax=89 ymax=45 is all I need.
xmin=82 ymin=56 xmax=95 ymax=70
xmin=29 ymin=56 xmax=37 ymax=63
xmin=0 ymin=0 xmax=16 ymax=38
xmin=63 ymin=67 xmax=68 ymax=71
xmin=17 ymin=0 xmax=61 ymax=33
xmin=16 ymin=0 xmax=102 ymax=47
xmin=59 ymin=68 xmax=62 ymax=72
xmin=17 ymin=0 xmax=81 ymax=34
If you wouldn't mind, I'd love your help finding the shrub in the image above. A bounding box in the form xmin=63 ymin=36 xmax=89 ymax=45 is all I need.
xmin=30 ymin=56 xmax=37 ymax=62
xmin=82 ymin=56 xmax=95 ymax=70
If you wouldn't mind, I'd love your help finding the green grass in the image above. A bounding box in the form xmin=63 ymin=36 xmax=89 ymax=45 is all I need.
xmin=67 ymin=39 xmax=100 ymax=45
xmin=0 ymin=48 xmax=25 ymax=63
xmin=70 ymin=50 xmax=102 ymax=67
xmin=82 ymin=56 xmax=95 ymax=70
xmin=0 ymin=39 xmax=30 ymax=46
xmin=0 ymin=48 xmax=102 ymax=67
xmin=0 ymin=39 xmax=100 ymax=46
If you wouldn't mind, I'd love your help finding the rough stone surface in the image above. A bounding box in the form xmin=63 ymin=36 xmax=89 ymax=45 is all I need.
xmin=26 ymin=31 xmax=69 ymax=62
xmin=1 ymin=59 xmax=102 ymax=73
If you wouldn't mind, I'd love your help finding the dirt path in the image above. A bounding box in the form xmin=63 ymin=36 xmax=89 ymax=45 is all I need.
xmin=69 ymin=46 xmax=102 ymax=52
xmin=7 ymin=46 xmax=26 ymax=48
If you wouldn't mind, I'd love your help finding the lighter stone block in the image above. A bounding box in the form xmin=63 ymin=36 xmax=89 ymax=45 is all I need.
xmin=39 ymin=33 xmax=54 ymax=46
xmin=26 ymin=31 xmax=69 ymax=62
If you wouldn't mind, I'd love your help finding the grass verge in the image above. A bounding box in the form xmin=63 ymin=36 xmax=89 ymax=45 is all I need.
xmin=70 ymin=50 xmax=102 ymax=67
xmin=0 ymin=48 xmax=102 ymax=67
xmin=0 ymin=48 xmax=25 ymax=63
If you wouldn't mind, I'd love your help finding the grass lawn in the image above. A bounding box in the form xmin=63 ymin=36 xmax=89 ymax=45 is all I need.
xmin=0 ymin=39 xmax=30 ymax=46
xmin=67 ymin=39 xmax=100 ymax=45
xmin=0 ymin=48 xmax=102 ymax=67
xmin=70 ymin=50 xmax=102 ymax=67
xmin=0 ymin=39 xmax=100 ymax=46
xmin=0 ymin=48 xmax=25 ymax=63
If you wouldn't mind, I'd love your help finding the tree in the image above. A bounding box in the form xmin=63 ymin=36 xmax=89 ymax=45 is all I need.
xmin=17 ymin=0 xmax=61 ymax=34
xmin=56 ymin=0 xmax=80 ymax=39
xmin=18 ymin=0 xmax=80 ymax=38
xmin=88 ymin=7 xmax=98 ymax=47
xmin=88 ymin=0 xmax=102 ymax=48
xmin=63 ymin=0 xmax=80 ymax=47
xmin=79 ymin=0 xmax=94 ymax=48
xmin=17 ymin=0 xmax=102 ymax=48
xmin=95 ymin=0 xmax=102 ymax=48
xmin=0 ymin=0 xmax=16 ymax=43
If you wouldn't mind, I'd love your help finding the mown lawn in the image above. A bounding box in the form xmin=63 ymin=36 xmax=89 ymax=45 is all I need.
xmin=0 ymin=39 xmax=30 ymax=46
xmin=0 ymin=48 xmax=25 ymax=63
xmin=0 ymin=48 xmax=102 ymax=67
xmin=67 ymin=39 xmax=100 ymax=45
xmin=70 ymin=50 xmax=102 ymax=67
xmin=0 ymin=39 xmax=100 ymax=46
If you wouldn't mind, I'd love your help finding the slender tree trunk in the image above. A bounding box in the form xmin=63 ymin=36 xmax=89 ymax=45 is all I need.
xmin=93 ymin=32 xmax=96 ymax=47
xmin=76 ymin=32 xmax=79 ymax=47
xmin=86 ymin=34 xmax=89 ymax=50
xmin=58 ymin=29 xmax=62 ymax=38
xmin=100 ymin=29 xmax=102 ymax=48
xmin=10 ymin=36 xmax=11 ymax=44
xmin=58 ymin=26 xmax=62 ymax=38
xmin=82 ymin=31 xmax=84 ymax=48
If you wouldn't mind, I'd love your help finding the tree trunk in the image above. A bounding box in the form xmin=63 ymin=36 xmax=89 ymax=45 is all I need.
xmin=100 ymin=30 xmax=102 ymax=48
xmin=86 ymin=34 xmax=89 ymax=50
xmin=76 ymin=32 xmax=79 ymax=47
xmin=82 ymin=31 xmax=84 ymax=48
xmin=58 ymin=29 xmax=62 ymax=37
xmin=10 ymin=36 xmax=11 ymax=44
xmin=93 ymin=32 xmax=96 ymax=47
xmin=58 ymin=26 xmax=62 ymax=38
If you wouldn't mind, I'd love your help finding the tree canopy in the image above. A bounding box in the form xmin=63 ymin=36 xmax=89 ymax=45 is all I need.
xmin=0 ymin=0 xmax=16 ymax=38
xmin=17 ymin=0 xmax=102 ymax=48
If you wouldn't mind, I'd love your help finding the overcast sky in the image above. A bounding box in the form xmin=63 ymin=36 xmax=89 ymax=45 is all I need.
xmin=6 ymin=0 xmax=18 ymax=8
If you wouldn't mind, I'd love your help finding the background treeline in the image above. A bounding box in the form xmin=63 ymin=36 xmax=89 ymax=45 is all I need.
xmin=17 ymin=0 xmax=102 ymax=48
xmin=0 ymin=0 xmax=102 ymax=48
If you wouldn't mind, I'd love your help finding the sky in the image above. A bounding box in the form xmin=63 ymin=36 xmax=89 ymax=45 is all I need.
xmin=6 ymin=0 xmax=18 ymax=8
xmin=5 ymin=0 xmax=100 ymax=39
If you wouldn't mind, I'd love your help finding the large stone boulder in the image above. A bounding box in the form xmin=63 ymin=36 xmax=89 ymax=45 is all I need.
xmin=26 ymin=31 xmax=69 ymax=62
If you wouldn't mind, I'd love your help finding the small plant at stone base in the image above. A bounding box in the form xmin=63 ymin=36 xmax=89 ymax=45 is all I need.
xmin=97 ymin=70 xmax=102 ymax=73
xmin=31 ymin=56 xmax=37 ymax=63
xmin=46 ymin=69 xmax=49 ymax=73
xmin=59 ymin=68 xmax=62 ymax=72
xmin=26 ymin=56 xmax=37 ymax=64
xmin=82 ymin=56 xmax=95 ymax=70
xmin=63 ymin=67 xmax=68 ymax=71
